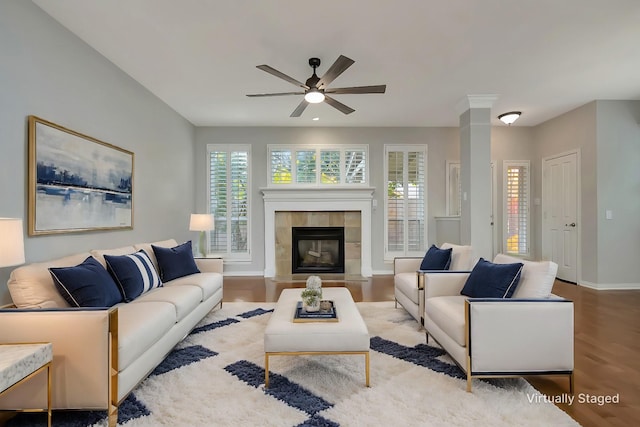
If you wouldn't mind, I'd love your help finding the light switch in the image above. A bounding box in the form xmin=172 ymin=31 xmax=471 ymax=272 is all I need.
xmin=605 ymin=210 xmax=613 ymax=220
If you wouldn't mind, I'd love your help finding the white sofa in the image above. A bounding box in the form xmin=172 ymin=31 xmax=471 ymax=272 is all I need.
xmin=0 ymin=239 xmax=223 ymax=427
xmin=423 ymin=253 xmax=574 ymax=392
xmin=394 ymin=243 xmax=474 ymax=324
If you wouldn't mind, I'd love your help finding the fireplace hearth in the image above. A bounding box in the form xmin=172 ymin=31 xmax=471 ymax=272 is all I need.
xmin=292 ymin=227 xmax=345 ymax=274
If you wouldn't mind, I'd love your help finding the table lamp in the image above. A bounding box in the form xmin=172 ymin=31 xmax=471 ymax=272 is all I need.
xmin=189 ymin=214 xmax=214 ymax=257
xmin=0 ymin=218 xmax=25 ymax=268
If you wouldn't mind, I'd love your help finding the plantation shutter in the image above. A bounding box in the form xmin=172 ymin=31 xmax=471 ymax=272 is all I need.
xmin=385 ymin=145 xmax=426 ymax=258
xmin=504 ymin=161 xmax=530 ymax=256
xmin=208 ymin=145 xmax=251 ymax=259
xmin=270 ymin=149 xmax=292 ymax=184
xmin=344 ymin=149 xmax=366 ymax=184
xmin=320 ymin=150 xmax=341 ymax=184
xmin=296 ymin=150 xmax=316 ymax=184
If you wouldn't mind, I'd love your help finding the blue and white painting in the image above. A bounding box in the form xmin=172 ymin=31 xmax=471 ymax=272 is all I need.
xmin=30 ymin=117 xmax=133 ymax=234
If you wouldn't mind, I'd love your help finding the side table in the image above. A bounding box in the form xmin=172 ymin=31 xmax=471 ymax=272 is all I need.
xmin=0 ymin=343 xmax=53 ymax=427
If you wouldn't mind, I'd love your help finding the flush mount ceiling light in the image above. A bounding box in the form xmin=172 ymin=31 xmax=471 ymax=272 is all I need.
xmin=498 ymin=111 xmax=521 ymax=125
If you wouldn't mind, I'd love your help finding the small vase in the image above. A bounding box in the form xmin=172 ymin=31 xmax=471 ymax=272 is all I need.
xmin=304 ymin=300 xmax=320 ymax=312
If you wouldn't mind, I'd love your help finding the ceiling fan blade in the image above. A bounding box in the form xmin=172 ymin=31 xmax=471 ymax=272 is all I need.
xmin=316 ymin=55 xmax=355 ymax=89
xmin=324 ymin=95 xmax=355 ymax=115
xmin=290 ymin=99 xmax=309 ymax=117
xmin=325 ymin=85 xmax=386 ymax=95
xmin=256 ymin=65 xmax=309 ymax=89
xmin=246 ymin=91 xmax=304 ymax=97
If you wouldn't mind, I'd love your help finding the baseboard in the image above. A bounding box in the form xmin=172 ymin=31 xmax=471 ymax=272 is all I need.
xmin=579 ymin=280 xmax=640 ymax=290
xmin=223 ymin=271 xmax=265 ymax=277
xmin=372 ymin=269 xmax=394 ymax=276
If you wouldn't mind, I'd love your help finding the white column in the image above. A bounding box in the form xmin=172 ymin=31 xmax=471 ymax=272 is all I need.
xmin=456 ymin=95 xmax=496 ymax=260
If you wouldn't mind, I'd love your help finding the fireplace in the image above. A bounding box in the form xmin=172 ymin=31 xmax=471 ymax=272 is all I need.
xmin=292 ymin=227 xmax=345 ymax=274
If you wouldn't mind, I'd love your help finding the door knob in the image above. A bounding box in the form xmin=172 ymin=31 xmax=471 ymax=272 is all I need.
xmin=569 ymin=222 xmax=576 ymax=227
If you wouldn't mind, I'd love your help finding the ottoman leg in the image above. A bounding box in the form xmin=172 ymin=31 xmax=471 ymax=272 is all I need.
xmin=365 ymin=351 xmax=370 ymax=387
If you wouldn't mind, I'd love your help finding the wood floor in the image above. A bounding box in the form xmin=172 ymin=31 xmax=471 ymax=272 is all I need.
xmin=223 ymin=275 xmax=640 ymax=427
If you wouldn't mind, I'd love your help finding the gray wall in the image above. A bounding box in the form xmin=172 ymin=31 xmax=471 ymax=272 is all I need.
xmin=0 ymin=1 xmax=196 ymax=304
xmin=533 ymin=102 xmax=598 ymax=282
xmin=595 ymin=100 xmax=640 ymax=285
xmin=532 ymin=100 xmax=640 ymax=287
xmin=194 ymin=126 xmax=460 ymax=274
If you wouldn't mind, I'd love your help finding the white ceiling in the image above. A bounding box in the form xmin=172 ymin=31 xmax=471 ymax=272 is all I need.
xmin=32 ymin=0 xmax=640 ymax=127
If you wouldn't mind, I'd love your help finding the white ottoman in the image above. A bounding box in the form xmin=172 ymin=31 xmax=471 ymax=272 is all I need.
xmin=264 ymin=287 xmax=370 ymax=387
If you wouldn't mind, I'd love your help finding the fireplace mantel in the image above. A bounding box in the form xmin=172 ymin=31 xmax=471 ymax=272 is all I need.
xmin=261 ymin=187 xmax=374 ymax=277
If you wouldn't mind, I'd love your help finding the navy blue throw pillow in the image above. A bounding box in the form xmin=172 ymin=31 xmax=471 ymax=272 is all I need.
xmin=105 ymin=250 xmax=162 ymax=302
xmin=49 ymin=256 xmax=123 ymax=307
xmin=419 ymin=245 xmax=453 ymax=270
xmin=460 ymin=258 xmax=524 ymax=298
xmin=152 ymin=241 xmax=200 ymax=282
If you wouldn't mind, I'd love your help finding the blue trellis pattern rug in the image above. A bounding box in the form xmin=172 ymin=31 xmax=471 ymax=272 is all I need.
xmin=6 ymin=302 xmax=579 ymax=427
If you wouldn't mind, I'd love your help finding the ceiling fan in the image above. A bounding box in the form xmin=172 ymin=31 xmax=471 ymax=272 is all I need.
xmin=246 ymin=55 xmax=386 ymax=117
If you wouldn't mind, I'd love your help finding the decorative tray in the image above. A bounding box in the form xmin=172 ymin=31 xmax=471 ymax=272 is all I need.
xmin=293 ymin=300 xmax=338 ymax=323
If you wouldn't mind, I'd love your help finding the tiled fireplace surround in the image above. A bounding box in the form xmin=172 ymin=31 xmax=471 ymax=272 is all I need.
xmin=262 ymin=187 xmax=374 ymax=278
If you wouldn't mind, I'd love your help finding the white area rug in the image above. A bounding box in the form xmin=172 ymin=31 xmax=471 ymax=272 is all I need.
xmin=9 ymin=302 xmax=580 ymax=426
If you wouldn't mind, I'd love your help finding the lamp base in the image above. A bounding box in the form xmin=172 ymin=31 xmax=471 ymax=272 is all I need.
xmin=199 ymin=231 xmax=207 ymax=258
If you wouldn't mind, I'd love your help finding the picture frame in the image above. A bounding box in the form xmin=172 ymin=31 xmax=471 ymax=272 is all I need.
xmin=28 ymin=115 xmax=134 ymax=235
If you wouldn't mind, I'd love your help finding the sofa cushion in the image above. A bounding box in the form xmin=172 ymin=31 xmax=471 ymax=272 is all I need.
xmin=8 ymin=253 xmax=91 ymax=308
xmin=460 ymin=258 xmax=523 ymax=298
xmin=104 ymin=251 xmax=162 ymax=302
xmin=425 ymin=296 xmax=468 ymax=347
xmin=394 ymin=272 xmax=420 ymax=304
xmin=441 ymin=243 xmax=474 ymax=271
xmin=49 ymin=256 xmax=123 ymax=307
xmin=116 ymin=300 xmax=177 ymax=371
xmin=134 ymin=285 xmax=202 ymax=322
xmin=152 ymin=241 xmax=200 ymax=282
xmin=165 ymin=272 xmax=223 ymax=301
xmin=419 ymin=245 xmax=452 ymax=270
xmin=494 ymin=254 xmax=558 ymax=299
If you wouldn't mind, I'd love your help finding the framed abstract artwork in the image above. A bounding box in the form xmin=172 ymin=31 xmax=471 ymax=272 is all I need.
xmin=28 ymin=115 xmax=134 ymax=235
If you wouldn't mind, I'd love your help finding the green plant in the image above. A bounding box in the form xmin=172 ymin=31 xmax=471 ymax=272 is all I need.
xmin=301 ymin=288 xmax=322 ymax=306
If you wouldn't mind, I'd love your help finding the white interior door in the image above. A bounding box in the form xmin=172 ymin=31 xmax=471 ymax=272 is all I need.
xmin=543 ymin=152 xmax=578 ymax=282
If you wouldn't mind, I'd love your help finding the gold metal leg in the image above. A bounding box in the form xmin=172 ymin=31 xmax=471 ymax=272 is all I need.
xmin=264 ymin=354 xmax=270 ymax=388
xmin=365 ymin=352 xmax=370 ymax=387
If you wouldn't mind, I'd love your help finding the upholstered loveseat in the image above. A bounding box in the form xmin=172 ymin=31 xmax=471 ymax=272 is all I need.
xmin=394 ymin=243 xmax=474 ymax=324
xmin=423 ymin=253 xmax=574 ymax=392
xmin=0 ymin=239 xmax=223 ymax=426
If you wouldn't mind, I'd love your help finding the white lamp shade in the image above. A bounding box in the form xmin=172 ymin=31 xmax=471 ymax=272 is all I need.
xmin=0 ymin=218 xmax=25 ymax=268
xmin=189 ymin=214 xmax=215 ymax=232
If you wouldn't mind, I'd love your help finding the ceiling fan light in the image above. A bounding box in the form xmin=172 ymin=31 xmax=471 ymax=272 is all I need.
xmin=304 ymin=89 xmax=325 ymax=104
xmin=498 ymin=111 xmax=521 ymax=125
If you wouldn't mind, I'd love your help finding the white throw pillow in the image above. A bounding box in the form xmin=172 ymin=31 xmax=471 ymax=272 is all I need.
xmin=493 ymin=253 xmax=558 ymax=298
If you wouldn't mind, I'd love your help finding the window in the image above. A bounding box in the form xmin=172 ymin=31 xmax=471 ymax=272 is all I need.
xmin=207 ymin=145 xmax=251 ymax=260
xmin=268 ymin=145 xmax=368 ymax=186
xmin=503 ymin=161 xmax=530 ymax=256
xmin=384 ymin=145 xmax=427 ymax=259
xmin=446 ymin=161 xmax=461 ymax=216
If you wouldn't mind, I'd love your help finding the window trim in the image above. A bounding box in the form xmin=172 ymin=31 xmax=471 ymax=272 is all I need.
xmin=266 ymin=144 xmax=369 ymax=187
xmin=206 ymin=144 xmax=252 ymax=262
xmin=502 ymin=160 xmax=530 ymax=258
xmin=383 ymin=144 xmax=428 ymax=261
